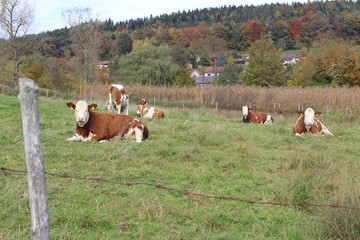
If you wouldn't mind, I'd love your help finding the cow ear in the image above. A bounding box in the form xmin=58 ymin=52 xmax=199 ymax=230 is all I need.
xmin=88 ymin=104 xmax=97 ymax=111
xmin=248 ymin=108 xmax=253 ymax=111
xmin=298 ymin=111 xmax=304 ymax=116
xmin=315 ymin=111 xmax=321 ymax=116
xmin=66 ymin=102 xmax=75 ymax=110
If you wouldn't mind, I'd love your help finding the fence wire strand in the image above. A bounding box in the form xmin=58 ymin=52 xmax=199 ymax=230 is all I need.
xmin=2 ymin=167 xmax=360 ymax=211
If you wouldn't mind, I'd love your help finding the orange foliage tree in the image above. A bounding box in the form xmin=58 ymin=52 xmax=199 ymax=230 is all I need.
xmin=242 ymin=20 xmax=267 ymax=45
xmin=24 ymin=64 xmax=44 ymax=82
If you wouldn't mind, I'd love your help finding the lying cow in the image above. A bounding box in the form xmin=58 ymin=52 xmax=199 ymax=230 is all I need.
xmin=135 ymin=99 xmax=165 ymax=119
xmin=106 ymin=84 xmax=129 ymax=115
xmin=66 ymin=100 xmax=149 ymax=142
xmin=293 ymin=107 xmax=333 ymax=136
xmin=240 ymin=106 xmax=273 ymax=124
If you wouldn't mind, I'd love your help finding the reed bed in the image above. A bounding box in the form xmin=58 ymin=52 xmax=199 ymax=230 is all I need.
xmin=80 ymin=83 xmax=360 ymax=115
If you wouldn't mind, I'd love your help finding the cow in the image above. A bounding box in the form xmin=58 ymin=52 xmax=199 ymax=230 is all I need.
xmin=239 ymin=106 xmax=273 ymax=124
xmin=293 ymin=107 xmax=333 ymax=136
xmin=106 ymin=84 xmax=129 ymax=115
xmin=66 ymin=100 xmax=149 ymax=143
xmin=135 ymin=99 xmax=165 ymax=119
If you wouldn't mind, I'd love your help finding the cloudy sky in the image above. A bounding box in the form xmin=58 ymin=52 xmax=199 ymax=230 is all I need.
xmin=29 ymin=0 xmax=308 ymax=34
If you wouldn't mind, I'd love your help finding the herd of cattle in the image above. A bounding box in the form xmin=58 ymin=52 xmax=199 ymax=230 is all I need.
xmin=66 ymin=84 xmax=333 ymax=143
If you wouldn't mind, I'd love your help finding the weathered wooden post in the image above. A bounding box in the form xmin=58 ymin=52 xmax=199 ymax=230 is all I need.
xmin=18 ymin=78 xmax=50 ymax=240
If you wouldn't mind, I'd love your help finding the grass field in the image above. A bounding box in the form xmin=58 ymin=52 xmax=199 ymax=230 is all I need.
xmin=1 ymin=93 xmax=360 ymax=239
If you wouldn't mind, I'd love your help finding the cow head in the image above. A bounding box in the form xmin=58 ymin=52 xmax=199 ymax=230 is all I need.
xmin=67 ymin=101 xmax=97 ymax=127
xmin=136 ymin=99 xmax=147 ymax=106
xmin=239 ymin=106 xmax=252 ymax=119
xmin=299 ymin=108 xmax=321 ymax=131
xmin=135 ymin=99 xmax=147 ymax=116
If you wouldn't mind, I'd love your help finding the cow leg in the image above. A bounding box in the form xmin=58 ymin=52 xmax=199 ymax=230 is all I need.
xmin=124 ymin=102 xmax=129 ymax=115
xmin=116 ymin=104 xmax=121 ymax=114
xmin=91 ymin=134 xmax=107 ymax=142
xmin=134 ymin=128 xmax=143 ymax=143
xmin=66 ymin=135 xmax=81 ymax=141
xmin=321 ymin=127 xmax=334 ymax=136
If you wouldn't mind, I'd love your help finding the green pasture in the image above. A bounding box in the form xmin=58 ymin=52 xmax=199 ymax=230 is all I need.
xmin=1 ymin=93 xmax=360 ymax=239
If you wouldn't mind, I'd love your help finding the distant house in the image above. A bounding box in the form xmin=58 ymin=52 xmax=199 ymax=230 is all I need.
xmin=97 ymin=61 xmax=111 ymax=69
xmin=189 ymin=69 xmax=201 ymax=79
xmin=281 ymin=54 xmax=302 ymax=65
xmin=194 ymin=76 xmax=217 ymax=85
xmin=203 ymin=67 xmax=224 ymax=77
xmin=190 ymin=66 xmax=224 ymax=85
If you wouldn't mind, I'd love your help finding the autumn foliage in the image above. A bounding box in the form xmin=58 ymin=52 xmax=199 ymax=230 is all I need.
xmin=242 ymin=20 xmax=267 ymax=45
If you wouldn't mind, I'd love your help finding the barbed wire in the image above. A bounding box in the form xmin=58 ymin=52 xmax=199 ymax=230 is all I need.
xmin=2 ymin=167 xmax=360 ymax=211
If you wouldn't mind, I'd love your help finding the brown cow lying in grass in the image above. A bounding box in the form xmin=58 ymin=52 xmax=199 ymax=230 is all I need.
xmin=293 ymin=107 xmax=333 ymax=136
xmin=66 ymin=100 xmax=149 ymax=142
xmin=135 ymin=99 xmax=165 ymax=119
xmin=240 ymin=106 xmax=273 ymax=124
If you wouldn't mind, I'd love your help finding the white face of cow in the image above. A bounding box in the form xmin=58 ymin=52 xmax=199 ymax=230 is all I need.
xmin=241 ymin=106 xmax=249 ymax=119
xmin=135 ymin=105 xmax=142 ymax=116
xmin=74 ymin=101 xmax=90 ymax=127
xmin=303 ymin=108 xmax=321 ymax=130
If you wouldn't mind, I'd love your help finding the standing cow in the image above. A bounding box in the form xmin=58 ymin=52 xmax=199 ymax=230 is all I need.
xmin=240 ymin=106 xmax=273 ymax=124
xmin=293 ymin=107 xmax=333 ymax=136
xmin=66 ymin=100 xmax=148 ymax=142
xmin=106 ymin=84 xmax=129 ymax=115
xmin=135 ymin=99 xmax=165 ymax=119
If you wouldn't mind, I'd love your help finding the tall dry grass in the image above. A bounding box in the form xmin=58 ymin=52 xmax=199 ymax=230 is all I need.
xmin=78 ymin=83 xmax=360 ymax=115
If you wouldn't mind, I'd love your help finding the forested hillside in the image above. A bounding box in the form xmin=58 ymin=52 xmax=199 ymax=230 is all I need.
xmin=0 ymin=0 xmax=359 ymax=90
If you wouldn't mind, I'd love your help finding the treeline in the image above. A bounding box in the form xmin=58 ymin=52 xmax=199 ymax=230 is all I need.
xmin=0 ymin=0 xmax=359 ymax=91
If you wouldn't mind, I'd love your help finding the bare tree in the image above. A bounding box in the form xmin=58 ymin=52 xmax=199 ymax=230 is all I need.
xmin=0 ymin=0 xmax=33 ymax=87
xmin=62 ymin=7 xmax=100 ymax=83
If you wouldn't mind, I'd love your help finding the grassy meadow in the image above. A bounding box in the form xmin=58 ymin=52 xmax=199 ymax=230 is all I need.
xmin=1 ymin=91 xmax=360 ymax=239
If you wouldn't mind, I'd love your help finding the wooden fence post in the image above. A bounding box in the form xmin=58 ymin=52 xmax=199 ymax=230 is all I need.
xmin=18 ymin=78 xmax=50 ymax=240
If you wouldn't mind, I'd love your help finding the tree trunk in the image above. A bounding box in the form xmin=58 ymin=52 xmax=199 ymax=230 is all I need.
xmin=18 ymin=78 xmax=50 ymax=240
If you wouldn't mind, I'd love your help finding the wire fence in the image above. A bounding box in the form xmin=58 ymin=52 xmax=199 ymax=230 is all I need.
xmin=2 ymin=167 xmax=360 ymax=211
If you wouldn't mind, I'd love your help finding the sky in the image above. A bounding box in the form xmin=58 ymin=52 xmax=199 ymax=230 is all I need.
xmin=29 ymin=0 xmax=309 ymax=34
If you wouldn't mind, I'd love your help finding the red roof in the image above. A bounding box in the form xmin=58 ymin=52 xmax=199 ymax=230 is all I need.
xmin=203 ymin=67 xmax=224 ymax=73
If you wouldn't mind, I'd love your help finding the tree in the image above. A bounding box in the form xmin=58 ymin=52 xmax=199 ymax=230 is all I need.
xmin=216 ymin=63 xmax=242 ymax=85
xmin=118 ymin=45 xmax=178 ymax=85
xmin=118 ymin=32 xmax=133 ymax=55
xmin=173 ymin=67 xmax=195 ymax=86
xmin=288 ymin=17 xmax=303 ymax=39
xmin=290 ymin=38 xmax=360 ymax=87
xmin=341 ymin=12 xmax=360 ymax=43
xmin=216 ymin=52 xmax=227 ymax=67
xmin=242 ymin=20 xmax=267 ymax=45
xmin=270 ymin=20 xmax=289 ymax=50
xmin=170 ymin=44 xmax=189 ymax=67
xmin=0 ymin=0 xmax=33 ymax=87
xmin=62 ymin=7 xmax=100 ymax=83
xmin=241 ymin=36 xmax=287 ymax=87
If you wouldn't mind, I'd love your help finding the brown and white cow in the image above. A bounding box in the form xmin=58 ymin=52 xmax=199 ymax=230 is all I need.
xmin=135 ymin=99 xmax=165 ymax=119
xmin=240 ymin=106 xmax=273 ymax=124
xmin=106 ymin=84 xmax=129 ymax=115
xmin=66 ymin=100 xmax=149 ymax=142
xmin=293 ymin=107 xmax=333 ymax=136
